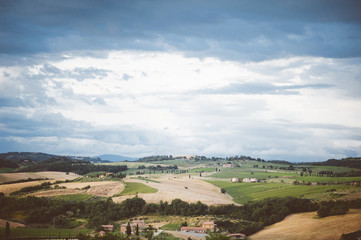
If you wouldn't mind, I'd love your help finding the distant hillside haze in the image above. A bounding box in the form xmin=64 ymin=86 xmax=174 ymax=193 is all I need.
xmin=0 ymin=152 xmax=57 ymax=162
xmin=96 ymin=154 xmax=138 ymax=162
xmin=0 ymin=152 xmax=138 ymax=163
xmin=0 ymin=152 xmax=360 ymax=168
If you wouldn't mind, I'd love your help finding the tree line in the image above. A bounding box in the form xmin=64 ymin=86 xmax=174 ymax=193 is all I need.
xmin=2 ymin=193 xmax=360 ymax=236
xmin=0 ymin=158 xmax=19 ymax=168
xmin=17 ymin=157 xmax=127 ymax=175
xmin=0 ymin=194 xmax=327 ymax=236
xmin=137 ymin=155 xmax=264 ymax=162
xmin=310 ymin=157 xmax=361 ymax=169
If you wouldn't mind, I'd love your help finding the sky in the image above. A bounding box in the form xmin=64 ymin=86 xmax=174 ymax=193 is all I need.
xmin=0 ymin=0 xmax=361 ymax=161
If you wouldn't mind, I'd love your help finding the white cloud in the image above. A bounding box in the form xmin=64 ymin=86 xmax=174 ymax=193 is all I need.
xmin=0 ymin=51 xmax=360 ymax=161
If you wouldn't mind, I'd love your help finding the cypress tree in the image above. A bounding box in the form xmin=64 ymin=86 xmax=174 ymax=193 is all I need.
xmin=126 ymin=222 xmax=132 ymax=236
xmin=5 ymin=222 xmax=10 ymax=239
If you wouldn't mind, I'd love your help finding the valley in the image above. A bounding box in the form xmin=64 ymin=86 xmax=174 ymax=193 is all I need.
xmin=1 ymin=154 xmax=361 ymax=239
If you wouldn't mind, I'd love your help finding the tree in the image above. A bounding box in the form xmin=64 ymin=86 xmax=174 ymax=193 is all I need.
xmin=5 ymin=221 xmax=10 ymax=239
xmin=136 ymin=224 xmax=139 ymax=236
xmin=54 ymin=215 xmax=70 ymax=228
xmin=126 ymin=222 xmax=132 ymax=237
xmin=147 ymin=230 xmax=153 ymax=240
xmin=317 ymin=205 xmax=330 ymax=218
xmin=206 ymin=232 xmax=230 ymax=240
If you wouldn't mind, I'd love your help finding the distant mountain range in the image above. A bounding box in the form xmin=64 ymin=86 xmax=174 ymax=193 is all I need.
xmin=1 ymin=152 xmax=360 ymax=167
xmin=0 ymin=152 xmax=57 ymax=162
xmin=0 ymin=152 xmax=138 ymax=163
xmin=96 ymin=154 xmax=138 ymax=162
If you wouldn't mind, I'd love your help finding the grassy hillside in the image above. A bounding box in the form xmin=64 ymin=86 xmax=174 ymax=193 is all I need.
xmin=117 ymin=182 xmax=158 ymax=196
xmin=207 ymin=181 xmax=353 ymax=204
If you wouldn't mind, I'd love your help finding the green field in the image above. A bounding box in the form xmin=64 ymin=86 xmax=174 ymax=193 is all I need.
xmin=161 ymin=223 xmax=181 ymax=231
xmin=84 ymin=171 xmax=106 ymax=177
xmin=51 ymin=193 xmax=101 ymax=201
xmin=189 ymin=167 xmax=216 ymax=173
xmin=292 ymin=175 xmax=361 ymax=183
xmin=0 ymin=168 xmax=16 ymax=173
xmin=0 ymin=228 xmax=92 ymax=238
xmin=209 ymin=169 xmax=295 ymax=180
xmin=130 ymin=176 xmax=160 ymax=183
xmin=208 ymin=167 xmax=361 ymax=184
xmin=207 ymin=180 xmax=352 ymax=204
xmin=155 ymin=232 xmax=181 ymax=240
xmin=149 ymin=160 xmax=202 ymax=168
xmin=298 ymin=165 xmax=361 ymax=174
xmin=117 ymin=182 xmax=158 ymax=196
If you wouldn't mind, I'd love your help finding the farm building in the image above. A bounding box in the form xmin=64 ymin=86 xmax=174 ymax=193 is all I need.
xmin=120 ymin=220 xmax=146 ymax=234
xmin=223 ymin=163 xmax=232 ymax=168
xmin=202 ymin=221 xmax=215 ymax=230
xmin=132 ymin=220 xmax=146 ymax=229
xmin=243 ymin=178 xmax=257 ymax=183
xmin=101 ymin=225 xmax=114 ymax=231
xmin=231 ymin=178 xmax=240 ymax=183
xmin=180 ymin=221 xmax=215 ymax=233
xmin=250 ymin=178 xmax=257 ymax=183
xmin=180 ymin=227 xmax=209 ymax=233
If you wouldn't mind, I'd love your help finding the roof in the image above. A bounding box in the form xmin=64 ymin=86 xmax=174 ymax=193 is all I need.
xmin=132 ymin=220 xmax=145 ymax=223
xmin=121 ymin=223 xmax=136 ymax=227
xmin=101 ymin=225 xmax=114 ymax=227
xmin=202 ymin=221 xmax=214 ymax=225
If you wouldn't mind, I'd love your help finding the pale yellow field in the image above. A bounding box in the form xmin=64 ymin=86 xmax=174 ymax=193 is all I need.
xmin=0 ymin=171 xmax=79 ymax=184
xmin=113 ymin=174 xmax=234 ymax=205
xmin=85 ymin=182 xmax=124 ymax=197
xmin=0 ymin=180 xmax=53 ymax=195
xmin=250 ymin=209 xmax=361 ymax=240
xmin=29 ymin=181 xmax=125 ymax=198
xmin=28 ymin=188 xmax=85 ymax=197
xmin=0 ymin=219 xmax=26 ymax=228
xmin=58 ymin=181 xmax=124 ymax=197
xmin=0 ymin=171 xmax=80 ymax=195
xmin=0 ymin=172 xmax=127 ymax=198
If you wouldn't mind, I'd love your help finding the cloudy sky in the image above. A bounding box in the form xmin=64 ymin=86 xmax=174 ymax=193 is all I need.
xmin=1 ymin=0 xmax=361 ymax=161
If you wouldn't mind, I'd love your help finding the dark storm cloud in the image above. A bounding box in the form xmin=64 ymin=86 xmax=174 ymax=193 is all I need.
xmin=1 ymin=0 xmax=361 ymax=60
